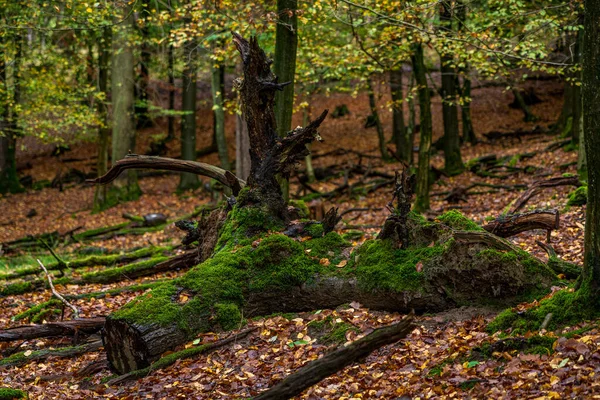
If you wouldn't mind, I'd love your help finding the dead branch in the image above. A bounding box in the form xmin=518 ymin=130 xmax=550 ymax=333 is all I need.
xmin=38 ymin=259 xmax=79 ymax=318
xmin=511 ymin=176 xmax=581 ymax=213
xmin=0 ymin=318 xmax=105 ymax=342
xmin=254 ymin=315 xmax=414 ymax=400
xmin=0 ymin=340 xmax=103 ymax=369
xmin=483 ymin=210 xmax=560 ymax=240
xmin=87 ymin=154 xmax=246 ymax=195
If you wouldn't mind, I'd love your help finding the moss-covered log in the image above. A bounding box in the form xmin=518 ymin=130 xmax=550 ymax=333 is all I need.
xmin=0 ymin=340 xmax=102 ymax=369
xmin=103 ymin=209 xmax=556 ymax=374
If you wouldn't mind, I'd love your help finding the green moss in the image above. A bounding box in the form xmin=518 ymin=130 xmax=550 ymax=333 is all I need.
xmin=567 ymin=186 xmax=587 ymax=206
xmin=304 ymin=223 xmax=324 ymax=238
xmin=473 ymin=335 xmax=556 ymax=359
xmin=487 ymin=288 xmax=600 ymax=333
xmin=321 ymin=322 xmax=359 ymax=345
xmin=215 ymin=205 xmax=285 ymax=250
xmin=81 ymin=256 xmax=169 ymax=283
xmin=0 ymin=388 xmax=27 ymax=400
xmin=289 ymin=199 xmax=310 ymax=219
xmin=12 ymin=299 xmax=62 ymax=322
xmin=353 ymin=239 xmax=441 ymax=292
xmin=0 ymin=281 xmax=33 ymax=297
xmin=436 ymin=210 xmax=483 ymax=231
xmin=304 ymin=232 xmax=349 ymax=262
xmin=342 ymin=230 xmax=364 ymax=241
xmin=214 ymin=303 xmax=243 ymax=331
xmin=113 ymin=234 xmax=321 ymax=336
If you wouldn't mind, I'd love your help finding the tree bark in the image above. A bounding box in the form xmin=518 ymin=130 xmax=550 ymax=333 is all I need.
xmin=390 ymin=68 xmax=409 ymax=163
xmin=367 ymin=77 xmax=390 ymax=162
xmin=94 ymin=27 xmax=112 ymax=210
xmin=111 ymin=11 xmax=140 ymax=199
xmin=0 ymin=318 xmax=105 ymax=342
xmin=274 ymin=0 xmax=298 ymax=202
xmin=439 ymin=1 xmax=463 ymax=176
xmin=581 ymin=0 xmax=600 ymax=294
xmin=0 ymin=31 xmax=22 ymax=194
xmin=412 ymin=43 xmax=432 ymax=212
xmin=135 ymin=0 xmax=152 ymax=129
xmin=211 ymin=62 xmax=230 ymax=170
xmin=483 ymin=210 xmax=559 ymax=239
xmin=235 ymin=61 xmax=251 ymax=180
xmin=179 ymin=36 xmax=200 ymax=190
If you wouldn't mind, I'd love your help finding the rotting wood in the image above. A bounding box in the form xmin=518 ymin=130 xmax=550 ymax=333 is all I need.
xmin=483 ymin=210 xmax=559 ymax=240
xmin=0 ymin=318 xmax=105 ymax=342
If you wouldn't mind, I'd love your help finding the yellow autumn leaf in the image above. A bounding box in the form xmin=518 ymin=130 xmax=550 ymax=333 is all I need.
xmin=550 ymin=375 xmax=560 ymax=386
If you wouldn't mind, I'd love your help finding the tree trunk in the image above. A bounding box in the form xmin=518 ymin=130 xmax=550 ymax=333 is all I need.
xmin=111 ymin=11 xmax=140 ymax=200
xmin=167 ymin=41 xmax=175 ymax=141
xmin=460 ymin=74 xmax=476 ymax=144
xmin=367 ymin=77 xmax=390 ymax=162
xmin=235 ymin=61 xmax=251 ymax=181
xmin=303 ymin=104 xmax=316 ymax=183
xmin=574 ymin=15 xmax=587 ymax=180
xmin=439 ymin=1 xmax=463 ymax=176
xmin=390 ymin=68 xmax=409 ymax=163
xmin=274 ymin=0 xmax=298 ymax=202
xmin=211 ymin=62 xmax=230 ymax=170
xmin=581 ymin=0 xmax=600 ymax=294
xmin=135 ymin=0 xmax=152 ymax=129
xmin=556 ymin=80 xmax=574 ymax=136
xmin=178 ymin=36 xmax=200 ymax=190
xmin=93 ymin=27 xmax=112 ymax=210
xmin=407 ymin=74 xmax=416 ymax=166
xmin=412 ymin=43 xmax=432 ymax=212
xmin=0 ymin=32 xmax=22 ymax=194
xmin=511 ymin=88 xmax=537 ymax=122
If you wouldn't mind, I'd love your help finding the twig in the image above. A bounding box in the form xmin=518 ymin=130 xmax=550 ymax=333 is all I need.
xmin=37 ymin=259 xmax=79 ymax=319
xmin=540 ymin=313 xmax=553 ymax=330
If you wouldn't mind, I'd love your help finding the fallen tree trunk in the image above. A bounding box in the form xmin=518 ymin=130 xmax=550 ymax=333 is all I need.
xmin=511 ymin=176 xmax=581 ymax=213
xmin=483 ymin=210 xmax=559 ymax=239
xmin=0 ymin=340 xmax=102 ymax=369
xmin=97 ymin=34 xmax=558 ymax=376
xmin=0 ymin=318 xmax=105 ymax=342
xmin=254 ymin=316 xmax=414 ymax=400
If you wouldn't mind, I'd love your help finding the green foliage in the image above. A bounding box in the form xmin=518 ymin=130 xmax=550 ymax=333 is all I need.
xmin=567 ymin=186 xmax=587 ymax=206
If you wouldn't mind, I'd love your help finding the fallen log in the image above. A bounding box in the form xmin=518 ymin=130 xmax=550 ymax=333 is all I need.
xmin=0 ymin=340 xmax=103 ymax=369
xmin=483 ymin=210 xmax=559 ymax=240
xmin=0 ymin=318 xmax=105 ymax=342
xmin=107 ymin=326 xmax=258 ymax=385
xmin=254 ymin=316 xmax=414 ymax=400
xmin=511 ymin=176 xmax=581 ymax=213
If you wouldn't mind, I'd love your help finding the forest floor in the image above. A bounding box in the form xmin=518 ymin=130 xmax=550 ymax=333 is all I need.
xmin=0 ymin=77 xmax=594 ymax=399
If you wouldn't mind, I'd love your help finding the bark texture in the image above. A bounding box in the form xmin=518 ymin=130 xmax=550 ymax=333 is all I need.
xmin=179 ymin=36 xmax=200 ymax=190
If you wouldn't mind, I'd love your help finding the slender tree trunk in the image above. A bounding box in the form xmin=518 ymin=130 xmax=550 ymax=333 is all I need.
xmin=412 ymin=43 xmax=432 ymax=212
xmin=135 ymin=0 xmax=152 ymax=129
xmin=179 ymin=37 xmax=200 ymax=190
xmin=390 ymin=68 xmax=409 ymax=163
xmin=573 ymin=18 xmax=583 ymax=146
xmin=93 ymin=27 xmax=112 ymax=210
xmin=512 ymin=88 xmax=537 ymax=122
xmin=274 ymin=0 xmax=298 ymax=201
xmin=367 ymin=77 xmax=390 ymax=162
xmin=575 ymin=14 xmax=586 ymax=180
xmin=111 ymin=12 xmax=140 ymax=199
xmin=211 ymin=63 xmax=230 ymax=171
xmin=407 ymin=74 xmax=416 ymax=166
xmin=581 ymin=0 xmax=600 ymax=297
xmin=455 ymin=0 xmax=476 ymax=145
xmin=460 ymin=75 xmax=476 ymax=144
xmin=439 ymin=1 xmax=463 ymax=175
xmin=0 ymin=32 xmax=22 ymax=194
xmin=303 ymin=103 xmax=316 ymax=183
xmin=167 ymin=41 xmax=175 ymax=141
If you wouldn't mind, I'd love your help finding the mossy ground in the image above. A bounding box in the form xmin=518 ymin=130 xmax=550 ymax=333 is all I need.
xmin=0 ymin=388 xmax=27 ymax=400
xmin=307 ymin=316 xmax=360 ymax=345
xmin=488 ymin=279 xmax=600 ymax=334
xmin=567 ymin=186 xmax=587 ymax=206
xmin=435 ymin=210 xmax=483 ymax=232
